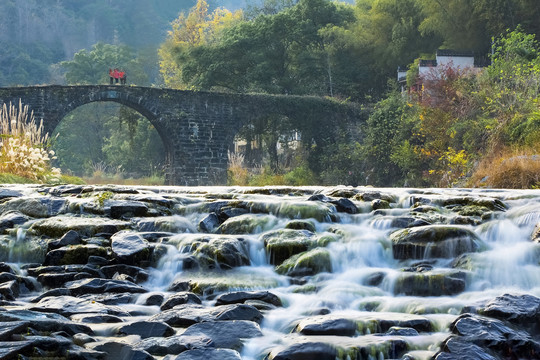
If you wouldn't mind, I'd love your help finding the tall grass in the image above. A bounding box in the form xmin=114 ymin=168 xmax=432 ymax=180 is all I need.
xmin=0 ymin=100 xmax=61 ymax=182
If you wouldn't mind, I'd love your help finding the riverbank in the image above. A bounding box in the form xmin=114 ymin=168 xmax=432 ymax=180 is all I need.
xmin=0 ymin=184 xmax=538 ymax=359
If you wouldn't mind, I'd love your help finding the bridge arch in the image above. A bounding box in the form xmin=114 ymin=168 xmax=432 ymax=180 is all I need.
xmin=0 ymin=85 xmax=364 ymax=185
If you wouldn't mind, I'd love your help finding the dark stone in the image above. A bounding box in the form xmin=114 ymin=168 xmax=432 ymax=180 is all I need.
xmin=217 ymin=207 xmax=249 ymax=222
xmin=109 ymin=201 xmax=149 ymax=219
xmin=30 ymin=288 xmax=72 ymax=303
xmin=0 ymin=321 xmax=31 ymax=340
xmin=480 ymin=293 xmax=540 ymax=333
xmin=295 ymin=317 xmax=357 ymax=336
xmin=0 ymin=280 xmax=19 ymax=300
xmin=37 ymin=272 xmax=93 ymax=288
xmin=70 ymin=313 xmax=124 ymax=324
xmin=330 ymin=198 xmax=358 ymax=214
xmin=117 ymin=320 xmax=175 ymax=338
xmin=175 ymin=348 xmax=242 ymax=360
xmin=28 ymin=295 xmax=130 ymax=317
xmin=434 ymin=337 xmax=498 ymax=360
xmin=198 ymin=213 xmax=221 ymax=233
xmin=65 ymin=345 xmax=106 ymax=360
xmin=0 ymin=310 xmax=94 ymax=335
xmin=307 ymin=194 xmax=331 ymax=202
xmin=215 ymin=290 xmax=282 ymax=307
xmin=64 ymin=278 xmax=147 ymax=296
xmin=167 ymin=279 xmax=191 ymax=292
xmin=87 ymin=341 xmax=154 ymax=360
xmin=385 ymin=326 xmax=420 ymax=336
xmin=135 ymin=335 xmax=211 ymax=356
xmin=181 ymin=320 xmax=263 ymax=349
xmin=143 ymin=293 xmax=165 ymax=306
xmin=394 ymin=270 xmax=467 ymax=296
xmin=48 ymin=230 xmax=82 ymax=250
xmin=44 ymin=244 xmax=109 ymax=266
xmin=160 ymin=292 xmax=202 ymax=311
xmin=284 ymin=220 xmax=316 ymax=232
xmin=267 ymin=342 xmax=337 ymax=360
xmin=0 ymin=263 xmax=15 ymax=274
xmin=149 ymin=303 xmax=262 ymax=327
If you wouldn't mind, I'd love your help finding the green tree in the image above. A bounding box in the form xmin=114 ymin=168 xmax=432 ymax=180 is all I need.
xmin=60 ymin=42 xmax=148 ymax=85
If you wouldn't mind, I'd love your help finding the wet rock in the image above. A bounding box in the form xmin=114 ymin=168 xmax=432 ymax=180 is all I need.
xmin=198 ymin=213 xmax=220 ymax=233
xmin=160 ymin=291 xmax=202 ymax=311
xmin=0 ymin=196 xmax=67 ymax=218
xmin=64 ymin=345 xmax=106 ymax=360
xmin=275 ymin=248 xmax=332 ymax=276
xmin=385 ymin=326 xmax=420 ymax=336
xmin=390 ymin=225 xmax=481 ymax=260
xmin=64 ymin=278 xmax=147 ymax=296
xmin=0 ymin=189 xmax=23 ymax=200
xmin=394 ymin=270 xmax=467 ymax=296
xmin=372 ymin=199 xmax=390 ymax=210
xmin=285 ymin=220 xmax=316 ymax=232
xmin=117 ymin=320 xmax=175 ymax=338
xmin=441 ymin=196 xmax=507 ymax=211
xmin=175 ymin=234 xmax=250 ymax=270
xmin=0 ymin=280 xmax=19 ymax=300
xmin=135 ymin=334 xmax=212 ymax=356
xmin=149 ymin=303 xmax=262 ymax=327
xmin=44 ymin=244 xmax=109 ymax=266
xmin=78 ymin=293 xmax=134 ymax=305
xmin=87 ymin=340 xmax=154 ymax=360
xmin=28 ymin=295 xmax=130 ymax=317
xmin=434 ymin=337 xmax=498 ymax=360
xmin=0 ymin=310 xmax=93 ymax=335
xmin=0 ymin=211 xmax=29 ymax=232
xmin=450 ymin=313 xmax=540 ymax=358
xmin=0 ymin=321 xmax=31 ymax=340
xmin=111 ymin=231 xmax=151 ymax=265
xmin=136 ymin=216 xmax=196 ymax=233
xmin=47 ymin=230 xmax=82 ymax=250
xmin=214 ymin=290 xmax=282 ymax=307
xmin=295 ymin=317 xmax=357 ymax=336
xmin=479 ymin=293 xmax=540 ymax=334
xmin=37 ymin=271 xmax=94 ymax=288
xmin=108 ymin=200 xmax=148 ymax=219
xmin=261 ymin=229 xmax=314 ymax=265
xmin=175 ymin=348 xmax=242 ymax=360
xmin=267 ymin=341 xmax=337 ymax=360
xmin=219 ymin=214 xmax=277 ymax=234
xmin=30 ymin=216 xmax=130 ymax=238
xmin=181 ymin=320 xmax=263 ymax=349
xmin=71 ymin=313 xmax=124 ymax=323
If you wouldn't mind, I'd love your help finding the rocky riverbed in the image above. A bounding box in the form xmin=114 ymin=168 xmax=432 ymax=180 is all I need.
xmin=0 ymin=184 xmax=539 ymax=359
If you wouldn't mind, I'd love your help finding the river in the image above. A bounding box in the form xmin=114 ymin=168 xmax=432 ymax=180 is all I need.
xmin=0 ymin=184 xmax=539 ymax=359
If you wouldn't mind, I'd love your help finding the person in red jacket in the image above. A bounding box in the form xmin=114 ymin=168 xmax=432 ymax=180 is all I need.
xmin=113 ymin=68 xmax=120 ymax=84
xmin=119 ymin=70 xmax=126 ymax=85
xmin=109 ymin=68 xmax=114 ymax=85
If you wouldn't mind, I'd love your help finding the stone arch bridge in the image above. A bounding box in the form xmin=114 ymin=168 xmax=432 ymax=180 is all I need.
xmin=0 ymin=85 xmax=363 ymax=185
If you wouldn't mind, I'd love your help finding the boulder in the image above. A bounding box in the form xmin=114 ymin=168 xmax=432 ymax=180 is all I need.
xmin=394 ymin=270 xmax=467 ymax=296
xmin=149 ymin=303 xmax=262 ymax=327
xmin=135 ymin=334 xmax=212 ymax=356
xmin=261 ymin=229 xmax=314 ymax=265
xmin=47 ymin=230 xmax=82 ymax=250
xmin=174 ymin=234 xmax=250 ymax=271
xmin=0 ymin=211 xmax=29 ymax=233
xmin=214 ymin=290 xmax=282 ymax=307
xmin=0 ymin=309 xmax=93 ymax=335
xmin=479 ymin=293 xmax=540 ymax=334
xmin=198 ymin=213 xmax=221 ymax=233
xmin=0 ymin=197 xmax=67 ymax=218
xmin=390 ymin=225 xmax=481 ymax=260
xmin=30 ymin=216 xmax=130 ymax=238
xmin=181 ymin=320 xmax=263 ymax=349
xmin=116 ymin=320 xmax=175 ymax=338
xmin=64 ymin=278 xmax=147 ymax=296
xmin=275 ymin=248 xmax=332 ymax=276
xmin=28 ymin=295 xmax=130 ymax=317
xmin=108 ymin=200 xmax=148 ymax=219
xmin=218 ymin=214 xmax=277 ymax=234
xmin=111 ymin=231 xmax=151 ymax=265
xmin=160 ymin=292 xmax=202 ymax=311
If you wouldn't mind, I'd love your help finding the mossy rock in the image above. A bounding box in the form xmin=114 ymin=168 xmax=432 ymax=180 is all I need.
xmin=218 ymin=214 xmax=277 ymax=234
xmin=247 ymin=200 xmax=335 ymax=222
xmin=285 ymin=220 xmax=316 ymax=232
xmin=177 ymin=271 xmax=280 ymax=298
xmin=441 ymin=196 xmax=507 ymax=211
xmin=136 ymin=216 xmax=196 ymax=233
xmin=394 ymin=269 xmax=468 ymax=296
xmin=390 ymin=225 xmax=481 ymax=260
xmin=30 ymin=216 xmax=130 ymax=238
xmin=174 ymin=234 xmax=250 ymax=270
xmin=0 ymin=197 xmax=67 ymax=218
xmin=261 ymin=229 xmax=315 ymax=265
xmin=276 ymin=248 xmax=332 ymax=276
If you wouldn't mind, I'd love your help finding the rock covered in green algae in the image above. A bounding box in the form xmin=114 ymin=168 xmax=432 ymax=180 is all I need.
xmin=275 ymin=247 xmax=332 ymax=276
xmin=393 ymin=269 xmax=468 ymax=296
xmin=390 ymin=225 xmax=481 ymax=260
xmin=261 ymin=229 xmax=316 ymax=265
xmin=218 ymin=214 xmax=278 ymax=234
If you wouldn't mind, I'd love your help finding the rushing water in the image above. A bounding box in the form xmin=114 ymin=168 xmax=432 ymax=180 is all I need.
xmin=1 ymin=185 xmax=540 ymax=359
